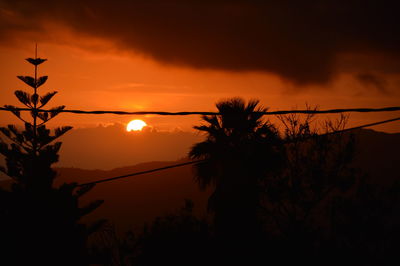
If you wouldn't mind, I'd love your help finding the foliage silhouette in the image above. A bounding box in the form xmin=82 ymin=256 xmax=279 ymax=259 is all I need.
xmin=256 ymin=112 xmax=356 ymax=264
xmin=52 ymin=97 xmax=398 ymax=266
xmin=326 ymin=179 xmax=400 ymax=265
xmin=133 ymin=199 xmax=210 ymax=266
xmin=86 ymin=200 xmax=211 ymax=266
xmin=0 ymin=61 xmax=396 ymax=266
xmin=0 ymin=50 xmax=104 ymax=265
xmin=187 ymin=100 xmax=399 ymax=265
xmin=87 ymin=222 xmax=122 ymax=265
xmin=189 ymin=97 xmax=285 ymax=257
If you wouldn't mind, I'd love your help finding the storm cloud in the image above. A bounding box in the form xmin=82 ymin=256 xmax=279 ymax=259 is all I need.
xmin=356 ymin=72 xmax=389 ymax=94
xmin=0 ymin=0 xmax=399 ymax=84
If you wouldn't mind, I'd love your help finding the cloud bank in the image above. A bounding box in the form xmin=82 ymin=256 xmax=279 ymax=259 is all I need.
xmin=1 ymin=0 xmax=399 ymax=84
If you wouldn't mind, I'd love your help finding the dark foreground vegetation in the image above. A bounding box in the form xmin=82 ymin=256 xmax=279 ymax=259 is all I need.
xmin=86 ymin=99 xmax=399 ymax=266
xmin=0 ymin=56 xmax=399 ymax=266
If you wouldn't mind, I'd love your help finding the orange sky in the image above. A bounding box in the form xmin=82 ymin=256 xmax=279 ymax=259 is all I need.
xmin=0 ymin=2 xmax=400 ymax=172
xmin=1 ymin=1 xmax=399 ymax=132
xmin=0 ymin=43 xmax=399 ymax=133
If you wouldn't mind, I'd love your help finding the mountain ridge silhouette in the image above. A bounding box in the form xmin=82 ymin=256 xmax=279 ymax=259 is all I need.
xmin=1 ymin=129 xmax=399 ymax=233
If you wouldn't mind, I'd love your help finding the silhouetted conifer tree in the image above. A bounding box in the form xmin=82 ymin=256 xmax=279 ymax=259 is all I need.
xmin=0 ymin=47 xmax=104 ymax=265
xmin=0 ymin=48 xmax=70 ymax=190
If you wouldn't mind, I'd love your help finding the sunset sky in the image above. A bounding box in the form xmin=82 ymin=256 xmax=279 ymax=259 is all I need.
xmin=0 ymin=1 xmax=399 ymax=169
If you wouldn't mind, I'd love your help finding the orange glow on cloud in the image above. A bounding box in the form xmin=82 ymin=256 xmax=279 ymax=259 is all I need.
xmin=0 ymin=39 xmax=399 ymax=133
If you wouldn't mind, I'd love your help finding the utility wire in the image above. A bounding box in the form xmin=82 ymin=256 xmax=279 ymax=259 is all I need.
xmin=77 ymin=116 xmax=400 ymax=187
xmin=1 ymin=106 xmax=400 ymax=116
xmin=322 ymin=116 xmax=400 ymax=136
xmin=78 ymin=160 xmax=205 ymax=187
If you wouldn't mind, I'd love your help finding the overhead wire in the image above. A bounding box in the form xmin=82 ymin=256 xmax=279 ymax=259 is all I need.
xmin=1 ymin=106 xmax=400 ymax=116
xmin=78 ymin=160 xmax=205 ymax=187
xmin=77 ymin=116 xmax=400 ymax=187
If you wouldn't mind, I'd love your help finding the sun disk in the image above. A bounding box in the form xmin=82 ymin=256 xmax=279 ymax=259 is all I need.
xmin=127 ymin=119 xmax=147 ymax=131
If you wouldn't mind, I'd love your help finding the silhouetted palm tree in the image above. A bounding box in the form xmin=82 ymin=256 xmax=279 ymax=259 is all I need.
xmin=189 ymin=98 xmax=284 ymax=239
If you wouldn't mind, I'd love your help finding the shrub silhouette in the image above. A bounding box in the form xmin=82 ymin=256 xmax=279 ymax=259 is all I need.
xmin=133 ymin=200 xmax=210 ymax=266
xmin=256 ymin=112 xmax=357 ymax=264
xmin=188 ymin=101 xmax=400 ymax=265
xmin=85 ymin=200 xmax=211 ymax=266
xmin=0 ymin=49 xmax=104 ymax=265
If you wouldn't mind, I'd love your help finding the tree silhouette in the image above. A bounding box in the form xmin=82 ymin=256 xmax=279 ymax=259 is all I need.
xmin=132 ymin=200 xmax=210 ymax=266
xmin=259 ymin=112 xmax=358 ymax=264
xmin=0 ymin=49 xmax=70 ymax=191
xmin=0 ymin=47 xmax=104 ymax=265
xmin=189 ymin=98 xmax=284 ymax=241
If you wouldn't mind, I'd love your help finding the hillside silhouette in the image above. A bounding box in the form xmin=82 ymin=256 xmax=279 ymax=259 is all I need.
xmin=57 ymin=124 xmax=203 ymax=169
xmin=56 ymin=160 xmax=210 ymax=232
xmin=2 ymin=128 xmax=394 ymax=232
xmin=352 ymin=129 xmax=400 ymax=186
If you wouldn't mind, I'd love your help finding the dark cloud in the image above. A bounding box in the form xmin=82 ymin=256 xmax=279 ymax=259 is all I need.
xmin=356 ymin=72 xmax=388 ymax=94
xmin=1 ymin=0 xmax=399 ymax=84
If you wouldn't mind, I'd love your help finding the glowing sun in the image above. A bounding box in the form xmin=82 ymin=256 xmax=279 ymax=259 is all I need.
xmin=127 ymin=119 xmax=147 ymax=131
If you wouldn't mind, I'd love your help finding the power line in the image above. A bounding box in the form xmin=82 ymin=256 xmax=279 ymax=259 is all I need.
xmin=78 ymin=160 xmax=205 ymax=187
xmin=322 ymin=116 xmax=400 ymax=136
xmin=77 ymin=116 xmax=400 ymax=187
xmin=1 ymin=106 xmax=400 ymax=116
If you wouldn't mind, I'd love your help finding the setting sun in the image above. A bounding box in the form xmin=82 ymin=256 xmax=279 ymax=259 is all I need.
xmin=127 ymin=119 xmax=147 ymax=131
